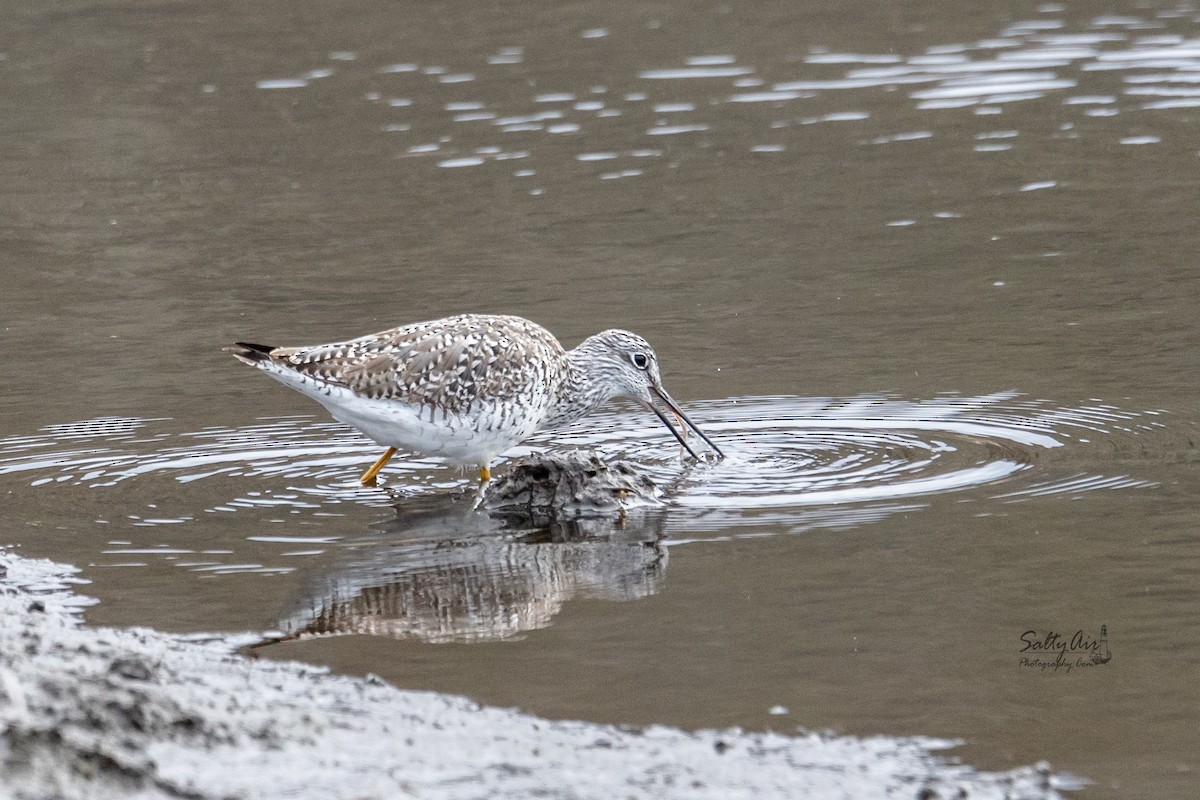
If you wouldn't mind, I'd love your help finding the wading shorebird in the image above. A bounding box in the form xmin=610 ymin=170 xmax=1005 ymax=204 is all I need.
xmin=225 ymin=314 xmax=723 ymax=493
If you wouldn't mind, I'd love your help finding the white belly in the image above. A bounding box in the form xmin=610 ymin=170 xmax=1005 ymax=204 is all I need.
xmin=321 ymin=392 xmax=546 ymax=465
xmin=251 ymin=352 xmax=552 ymax=465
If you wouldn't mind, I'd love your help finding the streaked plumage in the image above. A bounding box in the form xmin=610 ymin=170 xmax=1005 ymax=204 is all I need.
xmin=225 ymin=313 xmax=723 ymax=490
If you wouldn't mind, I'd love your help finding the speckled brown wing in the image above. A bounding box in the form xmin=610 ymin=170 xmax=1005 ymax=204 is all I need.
xmin=267 ymin=314 xmax=567 ymax=415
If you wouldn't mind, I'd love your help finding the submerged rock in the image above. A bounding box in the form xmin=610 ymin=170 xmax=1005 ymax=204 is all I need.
xmin=481 ymin=452 xmax=661 ymax=515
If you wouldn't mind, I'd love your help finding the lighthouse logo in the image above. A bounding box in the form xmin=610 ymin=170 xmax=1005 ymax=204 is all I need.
xmin=1091 ymin=625 xmax=1112 ymax=664
xmin=1018 ymin=624 xmax=1112 ymax=672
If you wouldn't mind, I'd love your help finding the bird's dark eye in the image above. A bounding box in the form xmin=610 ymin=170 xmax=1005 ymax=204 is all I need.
xmin=631 ymin=353 xmax=649 ymax=370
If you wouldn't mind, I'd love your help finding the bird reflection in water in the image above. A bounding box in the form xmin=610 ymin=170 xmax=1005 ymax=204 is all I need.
xmin=272 ymin=456 xmax=671 ymax=644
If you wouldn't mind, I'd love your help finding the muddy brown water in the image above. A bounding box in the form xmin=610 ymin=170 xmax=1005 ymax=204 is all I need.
xmin=3 ymin=1 xmax=1199 ymax=797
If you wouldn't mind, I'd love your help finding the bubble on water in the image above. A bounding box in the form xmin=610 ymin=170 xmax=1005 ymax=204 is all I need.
xmin=646 ymin=124 xmax=709 ymax=136
xmin=640 ymin=66 xmax=755 ymax=79
xmin=256 ymin=78 xmax=308 ymax=90
xmin=438 ymin=157 xmax=486 ymax=168
xmin=653 ymin=102 xmax=695 ymax=113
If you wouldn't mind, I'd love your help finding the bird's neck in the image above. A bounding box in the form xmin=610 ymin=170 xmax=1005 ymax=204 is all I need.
xmin=543 ymin=342 xmax=614 ymax=429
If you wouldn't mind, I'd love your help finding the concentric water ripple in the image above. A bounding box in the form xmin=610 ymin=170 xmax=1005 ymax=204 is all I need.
xmin=533 ymin=392 xmax=1163 ymax=535
xmin=0 ymin=392 xmax=1162 ymax=528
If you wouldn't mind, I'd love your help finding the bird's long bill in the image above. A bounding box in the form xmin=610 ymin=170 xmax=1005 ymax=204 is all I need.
xmin=648 ymin=386 xmax=725 ymax=461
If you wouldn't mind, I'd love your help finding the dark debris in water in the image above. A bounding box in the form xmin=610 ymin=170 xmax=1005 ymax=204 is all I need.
xmin=482 ymin=452 xmax=661 ymax=516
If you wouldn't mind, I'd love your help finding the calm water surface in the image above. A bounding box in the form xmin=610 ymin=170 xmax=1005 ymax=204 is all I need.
xmin=2 ymin=1 xmax=1199 ymax=797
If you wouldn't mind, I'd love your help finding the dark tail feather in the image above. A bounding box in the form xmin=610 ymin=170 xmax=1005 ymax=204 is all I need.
xmin=224 ymin=341 xmax=277 ymax=364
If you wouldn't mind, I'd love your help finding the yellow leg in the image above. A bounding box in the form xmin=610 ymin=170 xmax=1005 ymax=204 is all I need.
xmin=360 ymin=447 xmax=398 ymax=487
xmin=470 ymin=464 xmax=493 ymax=510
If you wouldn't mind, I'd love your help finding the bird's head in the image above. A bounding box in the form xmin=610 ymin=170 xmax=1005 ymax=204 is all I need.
xmin=574 ymin=330 xmax=724 ymax=461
